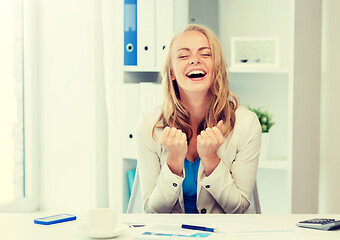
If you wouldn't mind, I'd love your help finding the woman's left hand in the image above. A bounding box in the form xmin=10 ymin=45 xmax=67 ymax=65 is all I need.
xmin=197 ymin=120 xmax=224 ymax=176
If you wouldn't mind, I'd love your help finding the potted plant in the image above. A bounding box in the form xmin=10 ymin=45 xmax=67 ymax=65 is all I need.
xmin=248 ymin=106 xmax=275 ymax=160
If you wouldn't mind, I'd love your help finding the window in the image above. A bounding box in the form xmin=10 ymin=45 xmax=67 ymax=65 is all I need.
xmin=0 ymin=0 xmax=37 ymax=212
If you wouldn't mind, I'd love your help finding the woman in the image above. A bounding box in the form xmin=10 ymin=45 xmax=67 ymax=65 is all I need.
xmin=136 ymin=24 xmax=261 ymax=214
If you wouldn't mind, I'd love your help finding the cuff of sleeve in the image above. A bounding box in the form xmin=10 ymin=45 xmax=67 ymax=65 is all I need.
xmin=158 ymin=162 xmax=184 ymax=195
xmin=199 ymin=159 xmax=232 ymax=189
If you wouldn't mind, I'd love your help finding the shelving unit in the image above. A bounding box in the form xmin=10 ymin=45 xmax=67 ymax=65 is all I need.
xmin=111 ymin=0 xmax=321 ymax=214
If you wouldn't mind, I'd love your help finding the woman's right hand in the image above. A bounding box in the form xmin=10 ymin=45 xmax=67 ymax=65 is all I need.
xmin=161 ymin=127 xmax=188 ymax=176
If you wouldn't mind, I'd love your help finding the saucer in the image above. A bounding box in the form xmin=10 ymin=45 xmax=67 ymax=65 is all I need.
xmin=77 ymin=223 xmax=129 ymax=238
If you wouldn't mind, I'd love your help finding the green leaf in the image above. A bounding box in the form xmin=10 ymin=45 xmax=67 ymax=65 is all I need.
xmin=248 ymin=106 xmax=275 ymax=133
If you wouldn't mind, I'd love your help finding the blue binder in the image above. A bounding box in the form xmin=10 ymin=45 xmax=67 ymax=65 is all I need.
xmin=126 ymin=168 xmax=136 ymax=195
xmin=124 ymin=0 xmax=137 ymax=65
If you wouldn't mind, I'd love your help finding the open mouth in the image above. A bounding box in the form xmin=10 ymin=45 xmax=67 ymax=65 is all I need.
xmin=186 ymin=69 xmax=207 ymax=79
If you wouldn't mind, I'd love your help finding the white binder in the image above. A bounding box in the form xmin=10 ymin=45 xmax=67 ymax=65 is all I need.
xmin=155 ymin=0 xmax=174 ymax=68
xmin=122 ymin=84 xmax=140 ymax=159
xmin=137 ymin=0 xmax=156 ymax=67
xmin=139 ymin=82 xmax=154 ymax=114
xmin=154 ymin=83 xmax=163 ymax=108
xmin=139 ymin=82 xmax=163 ymax=115
xmin=173 ymin=0 xmax=189 ymax=33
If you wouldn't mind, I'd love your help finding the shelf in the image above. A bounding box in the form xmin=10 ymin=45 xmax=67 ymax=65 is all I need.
xmin=124 ymin=66 xmax=160 ymax=72
xmin=124 ymin=66 xmax=289 ymax=74
xmin=258 ymin=157 xmax=288 ymax=170
xmin=229 ymin=67 xmax=289 ymax=73
xmin=123 ymin=157 xmax=137 ymax=161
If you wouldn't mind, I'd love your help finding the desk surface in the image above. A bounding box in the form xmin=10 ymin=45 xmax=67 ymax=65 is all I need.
xmin=1 ymin=213 xmax=340 ymax=239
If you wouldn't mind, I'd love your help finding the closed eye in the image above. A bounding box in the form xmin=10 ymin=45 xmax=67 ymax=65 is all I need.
xmin=178 ymin=55 xmax=189 ymax=59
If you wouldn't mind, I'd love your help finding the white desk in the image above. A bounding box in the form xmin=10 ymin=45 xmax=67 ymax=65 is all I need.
xmin=1 ymin=213 xmax=340 ymax=239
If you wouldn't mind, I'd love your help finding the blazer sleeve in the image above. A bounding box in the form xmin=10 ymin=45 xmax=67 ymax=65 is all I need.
xmin=136 ymin=114 xmax=184 ymax=213
xmin=199 ymin=111 xmax=261 ymax=213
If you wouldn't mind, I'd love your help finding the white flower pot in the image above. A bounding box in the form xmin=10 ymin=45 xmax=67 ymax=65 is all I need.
xmin=260 ymin=132 xmax=270 ymax=161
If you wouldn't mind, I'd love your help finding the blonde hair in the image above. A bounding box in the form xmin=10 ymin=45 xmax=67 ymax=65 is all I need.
xmin=152 ymin=24 xmax=238 ymax=141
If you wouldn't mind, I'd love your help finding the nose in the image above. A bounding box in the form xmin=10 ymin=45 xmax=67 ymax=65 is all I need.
xmin=190 ymin=56 xmax=200 ymax=65
xmin=190 ymin=59 xmax=200 ymax=65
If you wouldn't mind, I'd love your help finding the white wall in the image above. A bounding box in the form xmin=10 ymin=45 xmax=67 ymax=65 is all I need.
xmin=37 ymin=0 xmax=99 ymax=211
xmin=319 ymin=0 xmax=340 ymax=214
xmin=0 ymin=0 xmax=18 ymax=203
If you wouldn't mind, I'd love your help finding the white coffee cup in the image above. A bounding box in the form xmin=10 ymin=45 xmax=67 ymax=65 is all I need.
xmin=87 ymin=208 xmax=117 ymax=232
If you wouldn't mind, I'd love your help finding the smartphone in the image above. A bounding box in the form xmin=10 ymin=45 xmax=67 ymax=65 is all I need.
xmin=34 ymin=214 xmax=77 ymax=225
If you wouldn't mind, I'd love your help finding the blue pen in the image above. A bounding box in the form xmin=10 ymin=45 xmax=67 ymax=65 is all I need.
xmin=181 ymin=224 xmax=220 ymax=233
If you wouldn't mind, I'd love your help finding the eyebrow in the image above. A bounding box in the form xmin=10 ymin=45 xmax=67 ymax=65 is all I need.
xmin=177 ymin=47 xmax=211 ymax=52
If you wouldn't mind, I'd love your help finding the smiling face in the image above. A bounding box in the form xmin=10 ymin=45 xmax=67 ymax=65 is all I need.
xmin=170 ymin=31 xmax=214 ymax=97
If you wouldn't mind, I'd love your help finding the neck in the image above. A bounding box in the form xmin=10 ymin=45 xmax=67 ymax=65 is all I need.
xmin=179 ymin=90 xmax=208 ymax=127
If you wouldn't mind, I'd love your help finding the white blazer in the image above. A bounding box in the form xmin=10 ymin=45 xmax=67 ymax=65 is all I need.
xmin=136 ymin=106 xmax=261 ymax=214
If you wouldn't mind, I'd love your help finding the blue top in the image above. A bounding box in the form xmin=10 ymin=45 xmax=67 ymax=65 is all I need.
xmin=182 ymin=158 xmax=201 ymax=213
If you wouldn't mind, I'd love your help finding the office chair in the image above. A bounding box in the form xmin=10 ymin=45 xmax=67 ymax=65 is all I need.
xmin=249 ymin=181 xmax=261 ymax=214
xmin=126 ymin=167 xmax=144 ymax=213
xmin=127 ymin=168 xmax=261 ymax=214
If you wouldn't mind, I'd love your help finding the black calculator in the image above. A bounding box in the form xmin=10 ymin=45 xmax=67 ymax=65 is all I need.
xmin=297 ymin=218 xmax=340 ymax=230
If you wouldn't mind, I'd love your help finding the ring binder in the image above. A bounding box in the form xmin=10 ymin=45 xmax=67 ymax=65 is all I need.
xmin=137 ymin=0 xmax=156 ymax=67
xmin=124 ymin=0 xmax=137 ymax=66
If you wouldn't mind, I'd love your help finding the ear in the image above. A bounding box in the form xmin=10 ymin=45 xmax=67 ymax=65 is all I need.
xmin=170 ymin=70 xmax=176 ymax=80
